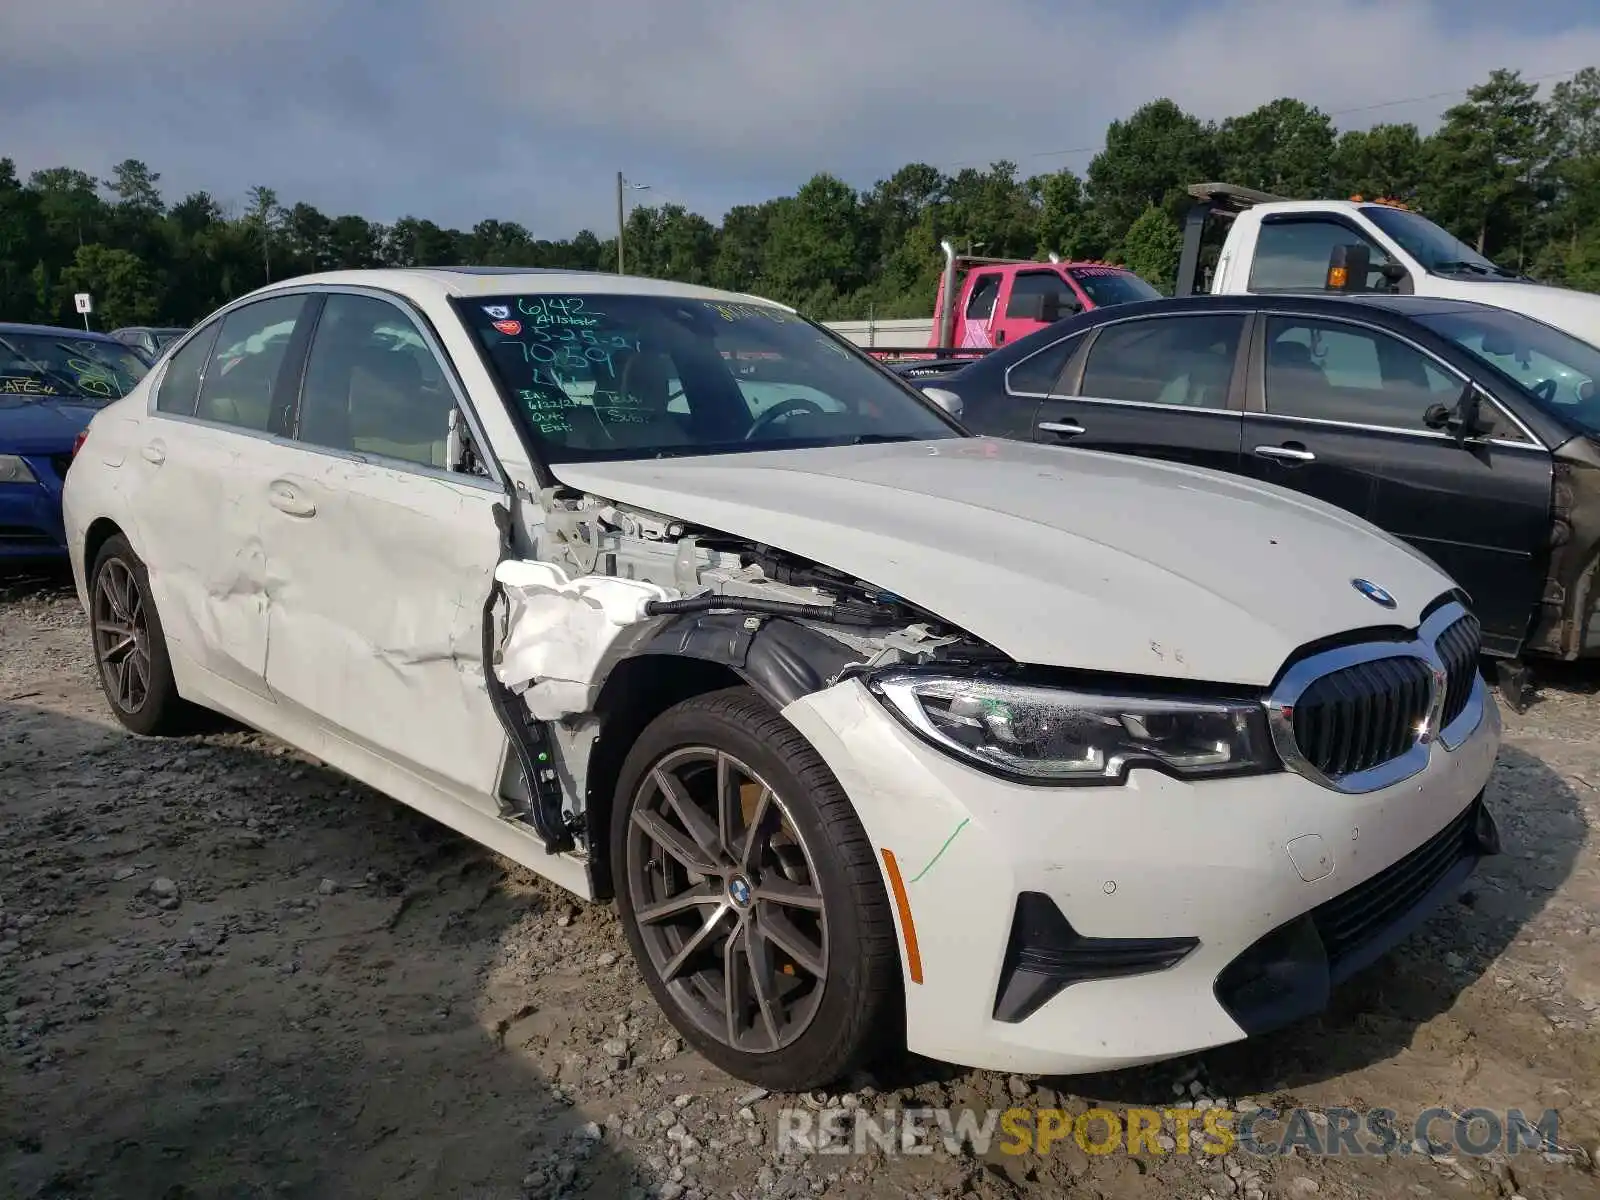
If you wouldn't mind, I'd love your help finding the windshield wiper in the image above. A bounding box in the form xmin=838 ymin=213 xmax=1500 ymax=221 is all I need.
xmin=1433 ymin=260 xmax=1495 ymax=276
xmin=848 ymin=433 xmax=926 ymax=445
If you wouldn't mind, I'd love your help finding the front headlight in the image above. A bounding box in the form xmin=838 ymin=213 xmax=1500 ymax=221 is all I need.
xmin=870 ymin=671 xmax=1279 ymax=785
xmin=0 ymin=454 xmax=38 ymax=484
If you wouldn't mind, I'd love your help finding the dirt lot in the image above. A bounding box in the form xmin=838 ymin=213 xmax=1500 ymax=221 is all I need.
xmin=2 ymin=572 xmax=1598 ymax=1200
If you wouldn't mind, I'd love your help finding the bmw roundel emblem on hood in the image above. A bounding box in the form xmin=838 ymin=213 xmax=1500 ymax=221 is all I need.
xmin=1351 ymin=578 xmax=1397 ymax=609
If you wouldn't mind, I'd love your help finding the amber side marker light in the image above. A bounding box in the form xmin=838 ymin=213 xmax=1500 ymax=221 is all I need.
xmin=1326 ymin=266 xmax=1349 ymax=289
xmin=880 ymin=848 xmax=924 ymax=984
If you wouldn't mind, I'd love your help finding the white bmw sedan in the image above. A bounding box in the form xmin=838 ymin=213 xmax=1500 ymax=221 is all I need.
xmin=63 ymin=269 xmax=1502 ymax=1090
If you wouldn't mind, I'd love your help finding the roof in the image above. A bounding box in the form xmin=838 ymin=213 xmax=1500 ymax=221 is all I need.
xmin=958 ymin=291 xmax=1519 ymax=377
xmin=229 ymin=268 xmax=799 ymax=315
xmin=1086 ymin=293 xmax=1505 ymax=320
xmin=0 ymin=322 xmax=127 ymax=342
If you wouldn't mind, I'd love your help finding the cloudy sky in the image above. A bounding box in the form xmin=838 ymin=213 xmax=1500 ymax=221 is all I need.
xmin=3 ymin=0 xmax=1599 ymax=239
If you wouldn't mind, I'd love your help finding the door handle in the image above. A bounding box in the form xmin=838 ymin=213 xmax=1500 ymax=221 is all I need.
xmin=994 ymin=329 xmax=1007 ymax=345
xmin=1038 ymin=420 xmax=1086 ymax=437
xmin=140 ymin=440 xmax=165 ymax=465
xmin=1254 ymin=443 xmax=1316 ymax=463
xmin=267 ymin=479 xmax=316 ymax=518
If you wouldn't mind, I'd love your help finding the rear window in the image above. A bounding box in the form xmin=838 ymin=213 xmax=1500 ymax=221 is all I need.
xmin=1068 ymin=267 xmax=1162 ymax=308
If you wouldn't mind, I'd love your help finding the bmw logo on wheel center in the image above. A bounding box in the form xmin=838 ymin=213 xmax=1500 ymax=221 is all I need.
xmin=1351 ymin=578 xmax=1397 ymax=608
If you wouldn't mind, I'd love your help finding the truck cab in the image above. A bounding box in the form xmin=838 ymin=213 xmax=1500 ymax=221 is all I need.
xmin=931 ymin=247 xmax=1160 ymax=350
xmin=1179 ymin=182 xmax=1600 ymax=347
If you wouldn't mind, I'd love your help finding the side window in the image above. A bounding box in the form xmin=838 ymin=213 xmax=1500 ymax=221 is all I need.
xmin=1249 ymin=220 xmax=1393 ymax=292
xmin=297 ymin=293 xmax=455 ymax=469
xmin=1007 ymin=334 xmax=1081 ymax=395
xmin=1263 ymin=318 xmax=1460 ymax=430
xmin=154 ymin=324 xmax=219 ymax=415
xmin=966 ymin=274 xmax=1002 ymax=320
xmin=1079 ymin=315 xmax=1244 ymax=408
xmin=194 ymin=295 xmax=309 ymax=432
xmin=1006 ymin=270 xmax=1074 ymax=318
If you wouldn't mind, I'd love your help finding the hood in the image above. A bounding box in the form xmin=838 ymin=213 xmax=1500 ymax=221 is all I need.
xmin=0 ymin=395 xmax=102 ymax=454
xmin=1427 ymin=276 xmax=1600 ymax=344
xmin=550 ymin=439 xmax=1456 ymax=687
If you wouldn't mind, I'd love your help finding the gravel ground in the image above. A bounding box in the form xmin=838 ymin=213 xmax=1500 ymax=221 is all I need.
xmin=2 ymin=570 xmax=1598 ymax=1200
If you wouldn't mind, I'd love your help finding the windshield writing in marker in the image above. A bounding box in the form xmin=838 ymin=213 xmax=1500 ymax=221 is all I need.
xmin=0 ymin=376 xmax=59 ymax=396
xmin=704 ymin=301 xmax=791 ymax=325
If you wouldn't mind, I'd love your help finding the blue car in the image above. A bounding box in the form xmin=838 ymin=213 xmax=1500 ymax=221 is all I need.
xmin=1 ymin=322 xmax=151 ymax=563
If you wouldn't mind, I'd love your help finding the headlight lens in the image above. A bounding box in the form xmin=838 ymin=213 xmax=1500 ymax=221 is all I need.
xmin=0 ymin=454 xmax=38 ymax=484
xmin=871 ymin=671 xmax=1278 ymax=785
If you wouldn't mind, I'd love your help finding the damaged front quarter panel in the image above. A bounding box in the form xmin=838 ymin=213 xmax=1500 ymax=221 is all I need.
xmin=1524 ymin=434 xmax=1600 ymax=660
xmin=483 ymin=486 xmax=998 ymax=890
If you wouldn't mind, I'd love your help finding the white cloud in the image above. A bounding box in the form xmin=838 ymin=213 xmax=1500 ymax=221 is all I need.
xmin=455 ymin=0 xmax=1600 ymax=190
xmin=0 ymin=0 xmax=1595 ymax=235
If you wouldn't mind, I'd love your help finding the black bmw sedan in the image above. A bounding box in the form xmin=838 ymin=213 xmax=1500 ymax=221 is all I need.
xmin=911 ymin=293 xmax=1600 ymax=696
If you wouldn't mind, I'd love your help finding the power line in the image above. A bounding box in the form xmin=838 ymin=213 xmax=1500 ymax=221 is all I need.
xmin=942 ymin=64 xmax=1592 ymax=172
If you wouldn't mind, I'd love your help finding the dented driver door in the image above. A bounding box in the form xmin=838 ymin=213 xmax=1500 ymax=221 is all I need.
xmin=256 ymin=289 xmax=513 ymax=812
xmin=258 ymin=452 xmax=512 ymax=810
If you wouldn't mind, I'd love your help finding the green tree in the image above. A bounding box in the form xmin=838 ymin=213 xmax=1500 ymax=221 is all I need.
xmin=1119 ymin=205 xmax=1185 ymax=292
xmin=242 ymin=184 xmax=283 ymax=283
xmin=60 ymin=243 xmax=159 ymax=328
xmin=1331 ymin=123 xmax=1425 ymax=201
xmin=1422 ymin=69 xmax=1550 ymax=261
xmin=1215 ymin=98 xmax=1337 ymax=196
xmin=1031 ymin=169 xmax=1103 ymax=260
xmin=1544 ymin=67 xmax=1600 ymax=262
xmin=759 ymin=175 xmax=864 ymax=310
xmin=1086 ymin=99 xmax=1220 ymax=240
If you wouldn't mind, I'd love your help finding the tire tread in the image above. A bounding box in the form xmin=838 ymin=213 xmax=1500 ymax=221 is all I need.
xmin=613 ymin=686 xmax=903 ymax=1090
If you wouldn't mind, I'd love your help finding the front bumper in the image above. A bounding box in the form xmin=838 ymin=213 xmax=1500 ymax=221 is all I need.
xmin=0 ymin=453 xmax=70 ymax=561
xmin=780 ymin=676 xmax=1501 ymax=1075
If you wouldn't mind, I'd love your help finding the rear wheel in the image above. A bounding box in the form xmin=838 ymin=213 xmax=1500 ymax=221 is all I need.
xmin=89 ymin=534 xmax=192 ymax=736
xmin=612 ymin=687 xmax=901 ymax=1090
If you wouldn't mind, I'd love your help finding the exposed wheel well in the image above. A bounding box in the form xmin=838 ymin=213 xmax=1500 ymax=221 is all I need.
xmin=83 ymin=517 xmax=126 ymax=575
xmin=584 ymin=655 xmax=747 ymax=899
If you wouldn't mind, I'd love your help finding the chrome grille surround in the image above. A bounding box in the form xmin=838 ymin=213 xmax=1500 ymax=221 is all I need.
xmin=1264 ymin=600 xmax=1486 ymax=794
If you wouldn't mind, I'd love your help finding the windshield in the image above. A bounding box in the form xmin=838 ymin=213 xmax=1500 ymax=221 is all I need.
xmin=0 ymin=332 xmax=149 ymax=400
xmin=1416 ymin=307 xmax=1600 ymax=433
xmin=1359 ymin=206 xmax=1518 ymax=279
xmin=1068 ymin=267 xmax=1162 ymax=308
xmin=457 ymin=293 xmax=961 ymax=462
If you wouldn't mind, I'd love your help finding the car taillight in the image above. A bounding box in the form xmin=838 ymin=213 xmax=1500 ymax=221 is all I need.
xmin=71 ymin=429 xmax=89 ymax=458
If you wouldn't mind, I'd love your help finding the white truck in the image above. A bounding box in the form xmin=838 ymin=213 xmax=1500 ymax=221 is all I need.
xmin=1179 ymin=182 xmax=1600 ymax=345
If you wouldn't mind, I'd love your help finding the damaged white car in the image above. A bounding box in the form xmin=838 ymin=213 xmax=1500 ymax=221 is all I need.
xmin=62 ymin=269 xmax=1502 ymax=1090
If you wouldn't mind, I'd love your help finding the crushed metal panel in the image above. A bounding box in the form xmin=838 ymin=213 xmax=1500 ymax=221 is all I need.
xmin=494 ymin=559 xmax=679 ymax=718
xmin=260 ymin=455 xmax=511 ymax=803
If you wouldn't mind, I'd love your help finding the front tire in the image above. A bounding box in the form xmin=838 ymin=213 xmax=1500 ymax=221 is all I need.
xmin=88 ymin=534 xmax=192 ymax=736
xmin=612 ymin=687 xmax=901 ymax=1090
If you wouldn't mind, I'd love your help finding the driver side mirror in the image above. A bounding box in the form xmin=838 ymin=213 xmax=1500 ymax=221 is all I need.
xmin=447 ymin=406 xmax=484 ymax=474
xmin=1424 ymin=382 xmax=1496 ymax=443
xmin=923 ymin=387 xmax=965 ymax=419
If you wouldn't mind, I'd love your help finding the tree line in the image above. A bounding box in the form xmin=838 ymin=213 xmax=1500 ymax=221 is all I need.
xmin=2 ymin=67 xmax=1596 ymax=332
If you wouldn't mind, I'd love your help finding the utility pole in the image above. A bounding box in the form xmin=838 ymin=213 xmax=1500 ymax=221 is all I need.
xmin=616 ymin=173 xmax=649 ymax=274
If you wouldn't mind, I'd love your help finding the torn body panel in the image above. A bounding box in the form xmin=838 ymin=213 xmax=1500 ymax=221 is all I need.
xmin=486 ymin=486 xmax=997 ymax=879
xmin=1524 ymin=434 xmax=1600 ymax=660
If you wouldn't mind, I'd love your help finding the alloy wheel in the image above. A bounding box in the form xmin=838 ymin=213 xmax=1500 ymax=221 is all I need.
xmin=625 ymin=746 xmax=829 ymax=1054
xmin=93 ymin=559 xmax=151 ymax=714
